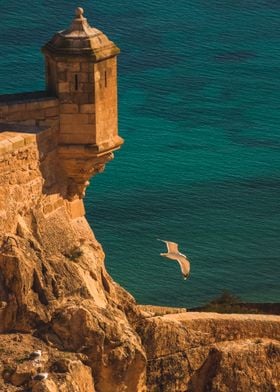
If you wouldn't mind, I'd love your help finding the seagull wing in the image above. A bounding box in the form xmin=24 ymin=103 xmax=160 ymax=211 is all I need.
xmin=166 ymin=241 xmax=179 ymax=253
xmin=175 ymin=255 xmax=190 ymax=277
xmin=158 ymin=239 xmax=179 ymax=253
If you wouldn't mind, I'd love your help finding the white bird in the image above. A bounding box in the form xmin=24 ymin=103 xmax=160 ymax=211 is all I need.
xmin=33 ymin=372 xmax=48 ymax=381
xmin=158 ymin=239 xmax=190 ymax=280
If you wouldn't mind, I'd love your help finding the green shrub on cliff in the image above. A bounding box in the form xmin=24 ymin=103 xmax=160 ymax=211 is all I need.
xmin=64 ymin=247 xmax=83 ymax=261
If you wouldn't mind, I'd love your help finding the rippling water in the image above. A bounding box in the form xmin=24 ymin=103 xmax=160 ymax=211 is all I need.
xmin=1 ymin=1 xmax=280 ymax=307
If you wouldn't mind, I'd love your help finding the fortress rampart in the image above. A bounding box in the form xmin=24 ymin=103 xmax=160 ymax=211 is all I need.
xmin=0 ymin=125 xmax=59 ymax=235
xmin=0 ymin=92 xmax=59 ymax=128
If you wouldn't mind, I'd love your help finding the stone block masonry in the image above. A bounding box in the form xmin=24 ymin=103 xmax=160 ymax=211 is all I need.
xmin=0 ymin=92 xmax=59 ymax=128
xmin=0 ymin=126 xmax=57 ymax=234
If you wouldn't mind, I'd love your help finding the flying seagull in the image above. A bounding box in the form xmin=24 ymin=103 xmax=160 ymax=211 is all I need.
xmin=158 ymin=239 xmax=190 ymax=280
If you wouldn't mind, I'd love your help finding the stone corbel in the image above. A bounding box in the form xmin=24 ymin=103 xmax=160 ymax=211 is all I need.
xmin=58 ymin=147 xmax=114 ymax=200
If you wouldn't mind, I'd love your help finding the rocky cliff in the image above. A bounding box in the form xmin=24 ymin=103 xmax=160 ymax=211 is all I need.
xmin=0 ymin=128 xmax=279 ymax=391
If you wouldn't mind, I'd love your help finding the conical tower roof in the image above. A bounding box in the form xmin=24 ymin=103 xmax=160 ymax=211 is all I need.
xmin=42 ymin=7 xmax=120 ymax=61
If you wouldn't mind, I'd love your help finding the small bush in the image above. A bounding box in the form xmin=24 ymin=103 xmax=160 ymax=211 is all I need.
xmin=199 ymin=290 xmax=246 ymax=314
xmin=64 ymin=247 xmax=83 ymax=261
xmin=210 ymin=290 xmax=241 ymax=305
xmin=193 ymin=290 xmax=259 ymax=314
xmin=192 ymin=291 xmax=280 ymax=315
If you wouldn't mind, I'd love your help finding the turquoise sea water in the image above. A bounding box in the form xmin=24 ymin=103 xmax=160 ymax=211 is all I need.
xmin=1 ymin=1 xmax=280 ymax=307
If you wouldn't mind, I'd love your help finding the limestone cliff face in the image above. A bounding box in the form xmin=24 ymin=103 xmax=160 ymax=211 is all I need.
xmin=0 ymin=130 xmax=280 ymax=391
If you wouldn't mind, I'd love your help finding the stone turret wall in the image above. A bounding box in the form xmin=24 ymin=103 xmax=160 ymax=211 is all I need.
xmin=0 ymin=92 xmax=59 ymax=128
xmin=94 ymin=57 xmax=118 ymax=147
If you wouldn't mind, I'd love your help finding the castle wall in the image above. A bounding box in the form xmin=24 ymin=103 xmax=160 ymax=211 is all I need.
xmin=0 ymin=92 xmax=59 ymax=129
xmin=0 ymin=127 xmax=63 ymax=236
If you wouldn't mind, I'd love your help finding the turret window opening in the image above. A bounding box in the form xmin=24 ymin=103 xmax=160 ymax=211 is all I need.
xmin=104 ymin=71 xmax=107 ymax=88
xmin=75 ymin=74 xmax=79 ymax=91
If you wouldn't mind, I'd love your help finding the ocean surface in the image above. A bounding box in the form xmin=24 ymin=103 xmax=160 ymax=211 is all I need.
xmin=1 ymin=0 xmax=280 ymax=307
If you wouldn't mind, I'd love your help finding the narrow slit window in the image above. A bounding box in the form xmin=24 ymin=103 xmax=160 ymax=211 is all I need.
xmin=75 ymin=74 xmax=79 ymax=91
xmin=104 ymin=71 xmax=107 ymax=88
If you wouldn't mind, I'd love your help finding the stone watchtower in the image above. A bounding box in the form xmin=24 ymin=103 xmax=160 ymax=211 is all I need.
xmin=42 ymin=7 xmax=123 ymax=199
